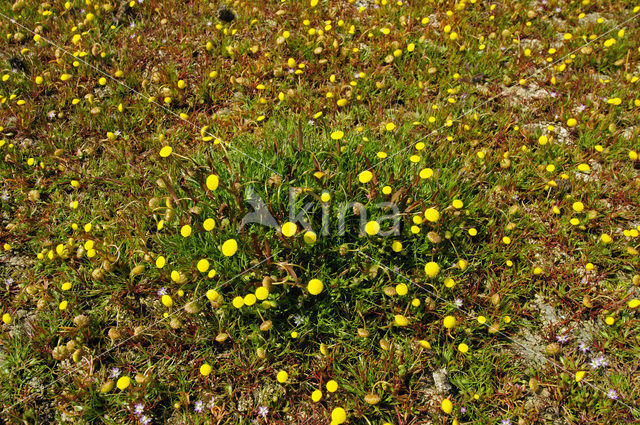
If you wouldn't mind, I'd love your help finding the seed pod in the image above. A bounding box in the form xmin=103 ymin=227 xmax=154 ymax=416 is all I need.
xmin=91 ymin=43 xmax=102 ymax=56
xmin=66 ymin=340 xmax=77 ymax=351
xmin=135 ymin=374 xmax=149 ymax=385
xmin=108 ymin=327 xmax=121 ymax=341
xmin=184 ymin=301 xmax=199 ymax=314
xmin=545 ymin=343 xmax=560 ymax=356
xmin=260 ymin=320 xmax=273 ymax=331
xmin=164 ymin=208 xmax=175 ymax=222
xmin=91 ymin=268 xmax=104 ymax=281
xmin=169 ymin=318 xmax=181 ymax=329
xmin=36 ymin=298 xmax=47 ymax=310
xmin=215 ymin=332 xmax=229 ymax=342
xmin=529 ymin=377 xmax=540 ymax=393
xmin=427 ymin=232 xmax=441 ymax=244
xmin=72 ymin=348 xmax=83 ymax=363
xmin=256 ymin=347 xmax=266 ymax=359
xmin=383 ymin=286 xmax=396 ymax=297
xmin=424 ymin=297 xmax=436 ymax=311
xmin=100 ymin=380 xmax=115 ymax=393
xmin=364 ymin=393 xmax=381 ymax=405
xmin=130 ymin=264 xmax=145 ymax=277
xmin=379 ymin=338 xmax=390 ymax=351
xmin=12 ymin=0 xmax=26 ymax=12
xmin=262 ymin=276 xmax=273 ymax=290
xmin=357 ymin=328 xmax=370 ymax=338
xmin=51 ymin=346 xmax=68 ymax=360
xmin=103 ymin=260 xmax=115 ymax=272
xmin=148 ymin=197 xmax=160 ymax=210
xmin=73 ymin=314 xmax=90 ymax=328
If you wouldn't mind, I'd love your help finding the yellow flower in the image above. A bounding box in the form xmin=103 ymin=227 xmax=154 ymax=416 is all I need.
xmin=358 ymin=170 xmax=373 ymax=183
xmin=304 ymin=231 xmax=317 ymax=245
xmin=197 ymin=259 xmax=210 ymax=273
xmin=203 ymin=218 xmax=215 ymax=231
xmin=443 ymin=315 xmax=456 ymax=329
xmin=200 ymin=363 xmax=212 ymax=376
xmin=628 ymin=299 xmax=640 ymax=309
xmin=395 ymin=283 xmax=408 ymax=295
xmin=424 ymin=262 xmax=440 ymax=277
xmin=419 ymin=168 xmax=433 ymax=179
xmin=458 ymin=343 xmax=469 ymax=353
xmin=180 ymin=225 xmax=192 ymax=237
xmin=308 ymin=279 xmax=323 ymax=295
xmin=156 ymin=256 xmax=166 ymax=268
xmin=419 ymin=340 xmax=431 ymax=349
xmin=567 ymin=118 xmax=577 ymax=127
xmin=276 ymin=370 xmax=289 ymax=383
xmin=281 ymin=222 xmax=297 ymax=237
xmin=330 ymin=130 xmax=344 ymax=140
xmin=572 ymin=201 xmax=584 ymax=212
xmin=605 ymin=316 xmax=615 ymax=325
xmin=575 ymin=370 xmax=586 ymax=382
xmin=441 ymin=398 xmax=453 ymax=414
xmin=2 ymin=313 xmax=12 ymax=325
xmin=600 ymin=233 xmax=612 ymax=244
xmin=326 ymin=380 xmax=338 ymax=392
xmin=331 ymin=407 xmax=347 ymax=424
xmin=206 ymin=174 xmax=219 ymax=191
xmin=221 ymin=239 xmax=238 ymax=256
xmin=311 ymin=389 xmax=322 ymax=402
xmin=394 ymin=314 xmax=409 ymax=326
xmin=161 ymin=295 xmax=173 ymax=307
xmin=59 ymin=300 xmax=68 ymax=310
xmin=255 ymin=287 xmax=269 ymax=300
xmin=116 ymin=376 xmax=131 ymax=390
xmin=232 ymin=296 xmax=244 ymax=309
xmin=391 ymin=240 xmax=403 ymax=252
xmin=206 ymin=289 xmax=219 ymax=301
xmin=159 ymin=146 xmax=173 ymax=157
xmin=385 ymin=122 xmax=396 ymax=131
xmin=244 ymin=294 xmax=257 ymax=306
xmin=451 ymin=199 xmax=463 ymax=209
xmin=424 ymin=208 xmax=439 ymax=222
xmin=365 ymin=221 xmax=380 ymax=235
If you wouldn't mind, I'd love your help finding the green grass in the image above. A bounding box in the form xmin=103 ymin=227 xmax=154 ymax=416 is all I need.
xmin=1 ymin=0 xmax=640 ymax=424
